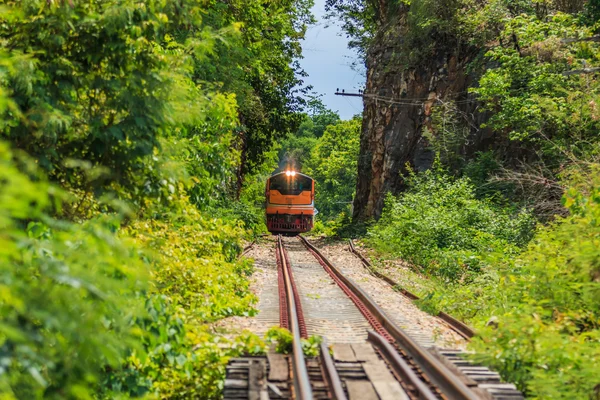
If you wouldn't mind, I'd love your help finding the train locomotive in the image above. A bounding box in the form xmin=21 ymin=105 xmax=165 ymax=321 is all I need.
xmin=265 ymin=170 xmax=315 ymax=234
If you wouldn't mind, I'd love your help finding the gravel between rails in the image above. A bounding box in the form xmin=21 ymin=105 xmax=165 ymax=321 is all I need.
xmin=312 ymin=239 xmax=467 ymax=350
xmin=283 ymin=236 xmax=372 ymax=343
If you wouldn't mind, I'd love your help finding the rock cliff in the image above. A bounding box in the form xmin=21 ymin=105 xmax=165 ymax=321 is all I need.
xmin=352 ymin=6 xmax=478 ymax=220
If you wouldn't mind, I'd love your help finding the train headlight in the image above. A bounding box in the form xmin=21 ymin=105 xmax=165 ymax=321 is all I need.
xmin=285 ymin=171 xmax=291 ymax=176
xmin=291 ymin=171 xmax=296 ymax=176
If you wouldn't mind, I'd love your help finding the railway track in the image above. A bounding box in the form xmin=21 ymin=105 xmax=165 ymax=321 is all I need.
xmin=347 ymin=239 xmax=475 ymax=340
xmin=224 ymin=236 xmax=523 ymax=400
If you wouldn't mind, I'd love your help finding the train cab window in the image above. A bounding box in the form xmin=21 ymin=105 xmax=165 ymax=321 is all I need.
xmin=269 ymin=174 xmax=312 ymax=195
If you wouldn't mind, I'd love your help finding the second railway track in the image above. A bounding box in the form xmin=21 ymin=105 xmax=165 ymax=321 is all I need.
xmin=224 ymin=236 xmax=524 ymax=400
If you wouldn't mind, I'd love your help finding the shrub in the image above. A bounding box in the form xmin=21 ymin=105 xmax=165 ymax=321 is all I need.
xmin=0 ymin=142 xmax=148 ymax=398
xmin=399 ymin=166 xmax=600 ymax=398
xmin=469 ymin=177 xmax=600 ymax=398
xmin=106 ymin=199 xmax=258 ymax=398
xmin=367 ymin=164 xmax=535 ymax=282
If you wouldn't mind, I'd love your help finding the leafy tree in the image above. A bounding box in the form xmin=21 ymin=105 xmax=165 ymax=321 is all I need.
xmin=192 ymin=0 xmax=315 ymax=193
xmin=0 ymin=0 xmax=194 ymax=201
xmin=474 ymin=13 xmax=600 ymax=164
xmin=305 ymin=116 xmax=361 ymax=219
xmin=277 ymin=98 xmax=340 ymax=172
xmin=304 ymin=97 xmax=342 ymax=138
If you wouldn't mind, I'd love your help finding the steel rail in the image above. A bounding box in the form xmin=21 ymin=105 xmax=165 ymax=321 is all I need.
xmin=241 ymin=240 xmax=255 ymax=256
xmin=348 ymin=239 xmax=475 ymax=339
xmin=300 ymin=236 xmax=480 ymax=400
xmin=319 ymin=339 xmax=348 ymax=400
xmin=275 ymin=238 xmax=289 ymax=329
xmin=281 ymin=238 xmax=308 ymax=339
xmin=367 ymin=331 xmax=439 ymax=400
xmin=277 ymin=236 xmax=313 ymax=400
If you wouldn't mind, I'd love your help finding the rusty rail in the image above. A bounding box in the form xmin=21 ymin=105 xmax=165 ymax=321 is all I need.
xmin=348 ymin=239 xmax=475 ymax=340
xmin=276 ymin=235 xmax=312 ymax=400
xmin=368 ymin=331 xmax=439 ymax=400
xmin=319 ymin=339 xmax=348 ymax=400
xmin=300 ymin=236 xmax=480 ymax=400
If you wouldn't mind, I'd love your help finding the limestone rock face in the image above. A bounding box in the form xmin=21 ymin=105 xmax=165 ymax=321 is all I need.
xmin=352 ymin=11 xmax=476 ymax=220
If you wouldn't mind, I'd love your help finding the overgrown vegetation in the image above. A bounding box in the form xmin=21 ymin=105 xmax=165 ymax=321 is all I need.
xmin=365 ymin=161 xmax=600 ymax=398
xmin=0 ymin=0 xmax=313 ymax=398
xmin=2 ymin=0 xmax=600 ymax=398
xmin=368 ymin=163 xmax=535 ymax=283
xmin=326 ymin=0 xmax=600 ymax=398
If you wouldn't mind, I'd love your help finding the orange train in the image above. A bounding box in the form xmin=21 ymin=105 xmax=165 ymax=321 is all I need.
xmin=265 ymin=171 xmax=315 ymax=234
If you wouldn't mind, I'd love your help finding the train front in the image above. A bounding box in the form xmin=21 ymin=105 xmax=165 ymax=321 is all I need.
xmin=266 ymin=171 xmax=315 ymax=234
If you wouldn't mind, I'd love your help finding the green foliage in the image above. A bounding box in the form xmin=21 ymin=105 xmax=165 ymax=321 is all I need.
xmin=304 ymin=97 xmax=342 ymax=138
xmin=196 ymin=0 xmax=315 ymax=178
xmin=368 ymin=164 xmax=535 ymax=282
xmin=325 ymin=0 xmax=379 ymax=59
xmin=305 ymin=117 xmax=361 ymax=220
xmin=265 ymin=327 xmax=294 ymax=354
xmin=0 ymin=142 xmax=148 ymax=399
xmin=176 ymin=93 xmax=241 ymax=209
xmin=278 ymin=98 xmax=340 ymax=172
xmin=278 ymin=119 xmax=319 ymax=172
xmin=265 ymin=328 xmax=323 ymax=357
xmin=0 ymin=0 xmax=197 ymax=198
xmin=473 ymin=13 xmax=600 ymax=163
xmin=129 ymin=209 xmax=254 ymax=322
xmin=467 ymin=172 xmax=600 ymax=398
xmin=462 ymin=151 xmax=513 ymax=201
xmin=301 ymin=336 xmax=323 ymax=357
xmin=327 ymin=0 xmax=469 ymax=66
xmin=378 ymin=166 xmax=600 ymax=398
xmin=231 ymin=145 xmax=282 ymax=235
xmin=423 ymin=101 xmax=471 ymax=172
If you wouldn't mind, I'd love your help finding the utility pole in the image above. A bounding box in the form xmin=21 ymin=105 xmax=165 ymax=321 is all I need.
xmin=334 ymin=88 xmax=364 ymax=97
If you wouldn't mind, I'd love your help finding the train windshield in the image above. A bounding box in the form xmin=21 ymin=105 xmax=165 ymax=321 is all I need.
xmin=269 ymin=174 xmax=312 ymax=195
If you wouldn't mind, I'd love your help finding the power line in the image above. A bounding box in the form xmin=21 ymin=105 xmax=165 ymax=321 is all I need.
xmin=342 ymin=95 xmax=362 ymax=114
xmin=335 ymin=89 xmax=478 ymax=106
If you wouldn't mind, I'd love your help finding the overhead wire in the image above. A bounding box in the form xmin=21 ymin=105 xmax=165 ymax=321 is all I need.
xmin=343 ymin=95 xmax=362 ymax=114
xmin=358 ymin=91 xmax=478 ymax=107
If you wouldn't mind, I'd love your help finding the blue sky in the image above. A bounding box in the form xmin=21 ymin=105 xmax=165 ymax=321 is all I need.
xmin=298 ymin=0 xmax=365 ymax=120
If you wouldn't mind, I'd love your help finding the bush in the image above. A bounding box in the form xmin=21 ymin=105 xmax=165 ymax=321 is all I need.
xmin=0 ymin=140 xmax=260 ymax=399
xmin=0 ymin=142 xmax=148 ymax=399
xmin=104 ymin=198 xmax=259 ymax=398
xmin=469 ymin=176 xmax=600 ymax=398
xmin=384 ymin=165 xmax=600 ymax=398
xmin=367 ymin=164 xmax=535 ymax=282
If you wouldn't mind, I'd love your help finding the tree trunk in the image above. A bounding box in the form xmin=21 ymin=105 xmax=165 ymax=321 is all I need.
xmin=235 ymin=130 xmax=247 ymax=201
